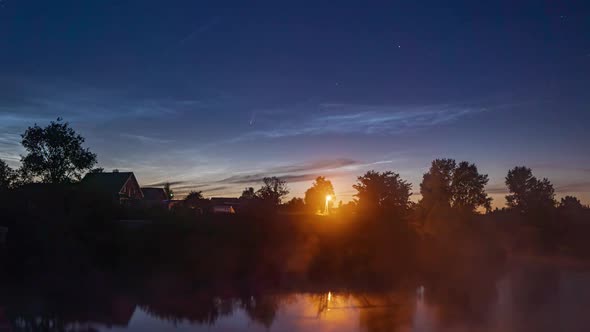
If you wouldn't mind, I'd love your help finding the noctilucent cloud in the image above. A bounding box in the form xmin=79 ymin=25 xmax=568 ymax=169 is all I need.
xmin=1 ymin=0 xmax=589 ymax=206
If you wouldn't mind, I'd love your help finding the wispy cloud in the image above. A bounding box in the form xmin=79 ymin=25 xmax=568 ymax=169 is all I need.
xmin=264 ymin=158 xmax=359 ymax=174
xmin=148 ymin=158 xmax=372 ymax=197
xmin=485 ymin=181 xmax=590 ymax=196
xmin=0 ymin=132 xmax=20 ymax=147
xmin=216 ymin=158 xmax=392 ymax=185
xmin=528 ymin=163 xmax=590 ymax=175
xmin=486 ymin=184 xmax=508 ymax=195
xmin=0 ymin=76 xmax=188 ymax=124
xmin=144 ymin=180 xmax=188 ymax=187
xmin=120 ymin=134 xmax=173 ymax=144
xmin=555 ymin=182 xmax=590 ymax=193
xmin=234 ymin=102 xmax=489 ymax=141
xmin=219 ymin=172 xmax=347 ymax=185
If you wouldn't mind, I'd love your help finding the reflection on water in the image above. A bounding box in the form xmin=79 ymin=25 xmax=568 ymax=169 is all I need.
xmin=2 ymin=259 xmax=590 ymax=332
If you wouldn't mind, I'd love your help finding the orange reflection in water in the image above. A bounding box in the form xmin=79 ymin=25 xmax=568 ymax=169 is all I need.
xmin=281 ymin=293 xmax=358 ymax=332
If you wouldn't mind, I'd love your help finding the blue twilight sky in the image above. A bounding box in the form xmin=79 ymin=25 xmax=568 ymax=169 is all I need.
xmin=0 ymin=0 xmax=589 ymax=206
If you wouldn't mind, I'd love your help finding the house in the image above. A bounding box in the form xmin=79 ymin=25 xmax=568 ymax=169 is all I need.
xmin=210 ymin=197 xmax=240 ymax=214
xmin=140 ymin=187 xmax=168 ymax=209
xmin=79 ymin=171 xmax=143 ymax=205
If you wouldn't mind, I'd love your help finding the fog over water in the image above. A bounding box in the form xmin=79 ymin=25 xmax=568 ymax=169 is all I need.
xmin=6 ymin=257 xmax=588 ymax=332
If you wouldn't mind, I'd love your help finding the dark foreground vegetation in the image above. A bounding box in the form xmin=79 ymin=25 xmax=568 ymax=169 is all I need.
xmin=0 ymin=199 xmax=588 ymax=331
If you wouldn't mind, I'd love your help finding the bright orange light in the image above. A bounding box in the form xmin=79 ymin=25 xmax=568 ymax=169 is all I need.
xmin=324 ymin=195 xmax=333 ymax=215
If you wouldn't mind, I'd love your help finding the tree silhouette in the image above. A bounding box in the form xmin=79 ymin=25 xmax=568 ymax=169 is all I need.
xmin=419 ymin=159 xmax=456 ymax=211
xmin=184 ymin=190 xmax=204 ymax=209
xmin=505 ymin=166 xmax=555 ymax=211
xmin=256 ymin=177 xmax=289 ymax=206
xmin=353 ymin=170 xmax=412 ymax=215
xmin=451 ymin=161 xmax=492 ymax=212
xmin=163 ymin=182 xmax=175 ymax=199
xmin=88 ymin=167 xmax=104 ymax=173
xmin=0 ymin=159 xmax=16 ymax=190
xmin=240 ymin=187 xmax=256 ymax=200
xmin=185 ymin=190 xmax=204 ymax=201
xmin=284 ymin=197 xmax=305 ymax=212
xmin=559 ymin=195 xmax=584 ymax=210
xmin=420 ymin=159 xmax=491 ymax=213
xmin=20 ymin=118 xmax=97 ymax=183
xmin=338 ymin=200 xmax=358 ymax=215
xmin=304 ymin=176 xmax=335 ymax=213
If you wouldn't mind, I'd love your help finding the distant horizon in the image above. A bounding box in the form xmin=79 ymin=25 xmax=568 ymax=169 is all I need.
xmin=30 ymin=148 xmax=587 ymax=210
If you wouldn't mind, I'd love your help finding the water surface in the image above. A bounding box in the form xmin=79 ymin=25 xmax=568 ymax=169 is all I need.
xmin=4 ymin=258 xmax=590 ymax=332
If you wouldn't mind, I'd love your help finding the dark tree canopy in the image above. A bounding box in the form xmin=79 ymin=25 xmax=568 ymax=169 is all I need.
xmin=184 ymin=190 xmax=204 ymax=209
xmin=420 ymin=159 xmax=491 ymax=213
xmin=185 ymin=190 xmax=204 ymax=201
xmin=240 ymin=187 xmax=256 ymax=200
xmin=256 ymin=177 xmax=289 ymax=206
xmin=451 ymin=161 xmax=492 ymax=212
xmin=353 ymin=170 xmax=412 ymax=215
xmin=88 ymin=167 xmax=104 ymax=173
xmin=505 ymin=166 xmax=555 ymax=211
xmin=284 ymin=197 xmax=305 ymax=212
xmin=0 ymin=159 xmax=16 ymax=190
xmin=559 ymin=195 xmax=584 ymax=210
xmin=419 ymin=159 xmax=456 ymax=211
xmin=304 ymin=176 xmax=335 ymax=213
xmin=20 ymin=118 xmax=97 ymax=183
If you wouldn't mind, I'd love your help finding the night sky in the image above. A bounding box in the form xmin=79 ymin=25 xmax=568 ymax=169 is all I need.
xmin=1 ymin=0 xmax=589 ymax=206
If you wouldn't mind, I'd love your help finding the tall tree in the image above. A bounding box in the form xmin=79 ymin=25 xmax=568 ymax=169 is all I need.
xmin=420 ymin=159 xmax=491 ymax=213
xmin=184 ymin=190 xmax=204 ymax=208
xmin=0 ymin=159 xmax=16 ymax=190
xmin=419 ymin=159 xmax=456 ymax=211
xmin=257 ymin=177 xmax=289 ymax=206
xmin=353 ymin=170 xmax=412 ymax=215
xmin=451 ymin=161 xmax=492 ymax=212
xmin=505 ymin=166 xmax=555 ymax=211
xmin=20 ymin=118 xmax=97 ymax=183
xmin=304 ymin=176 xmax=335 ymax=213
xmin=163 ymin=182 xmax=175 ymax=199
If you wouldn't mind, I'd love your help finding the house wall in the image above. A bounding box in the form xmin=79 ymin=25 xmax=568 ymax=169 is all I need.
xmin=120 ymin=176 xmax=143 ymax=200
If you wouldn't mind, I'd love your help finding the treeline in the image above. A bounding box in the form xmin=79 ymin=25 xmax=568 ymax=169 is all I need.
xmin=1 ymin=118 xmax=587 ymax=218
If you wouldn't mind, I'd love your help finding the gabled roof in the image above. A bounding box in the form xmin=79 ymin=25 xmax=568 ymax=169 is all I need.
xmin=79 ymin=172 xmax=135 ymax=194
xmin=141 ymin=187 xmax=168 ymax=201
